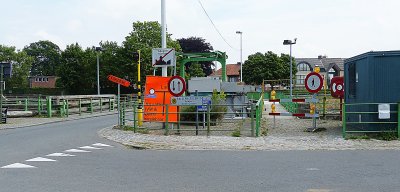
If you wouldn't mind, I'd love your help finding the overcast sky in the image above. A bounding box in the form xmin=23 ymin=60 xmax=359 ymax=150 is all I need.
xmin=1 ymin=0 xmax=400 ymax=64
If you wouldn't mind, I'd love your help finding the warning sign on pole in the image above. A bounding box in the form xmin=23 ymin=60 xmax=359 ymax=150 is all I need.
xmin=305 ymin=72 xmax=323 ymax=93
xmin=152 ymin=48 xmax=176 ymax=67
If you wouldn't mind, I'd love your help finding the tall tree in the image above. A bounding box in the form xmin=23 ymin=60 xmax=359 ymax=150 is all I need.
xmin=23 ymin=40 xmax=61 ymax=76
xmin=177 ymin=37 xmax=214 ymax=76
xmin=57 ymin=43 xmax=96 ymax=94
xmin=123 ymin=21 xmax=181 ymax=81
xmin=0 ymin=45 xmax=33 ymax=88
xmin=242 ymin=51 xmax=296 ymax=85
xmin=187 ymin=63 xmax=205 ymax=78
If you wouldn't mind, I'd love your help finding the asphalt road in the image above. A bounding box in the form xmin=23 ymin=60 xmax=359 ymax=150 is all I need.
xmin=1 ymin=115 xmax=400 ymax=192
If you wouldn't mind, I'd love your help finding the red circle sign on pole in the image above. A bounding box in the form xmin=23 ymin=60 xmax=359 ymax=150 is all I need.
xmin=305 ymin=72 xmax=323 ymax=93
xmin=168 ymin=76 xmax=186 ymax=97
xmin=330 ymin=76 xmax=344 ymax=98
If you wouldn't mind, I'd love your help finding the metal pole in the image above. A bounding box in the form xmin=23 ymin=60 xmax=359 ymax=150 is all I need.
xmin=195 ymin=90 xmax=199 ymax=135
xmin=137 ymin=50 xmax=143 ymax=126
xmin=240 ymin=32 xmax=243 ymax=83
xmin=161 ymin=0 xmax=167 ymax=77
xmin=97 ymin=52 xmax=100 ymax=95
xmin=0 ymin=66 xmax=3 ymax=123
xmin=289 ymin=44 xmax=293 ymax=98
xmin=117 ymin=84 xmax=120 ymax=127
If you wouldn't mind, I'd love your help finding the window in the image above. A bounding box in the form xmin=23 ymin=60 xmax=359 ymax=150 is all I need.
xmin=297 ymin=63 xmax=311 ymax=71
xmin=348 ymin=63 xmax=356 ymax=98
xmin=296 ymin=75 xmax=306 ymax=85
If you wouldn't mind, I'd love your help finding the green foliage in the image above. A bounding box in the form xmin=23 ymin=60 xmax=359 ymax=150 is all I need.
xmin=347 ymin=134 xmax=370 ymax=140
xmin=231 ymin=129 xmax=241 ymax=137
xmin=177 ymin=36 xmax=214 ymax=76
xmin=23 ymin=40 xmax=61 ymax=76
xmin=122 ymin=21 xmax=181 ymax=78
xmin=242 ymin=51 xmax=297 ymax=85
xmin=0 ymin=45 xmax=33 ymax=88
xmin=188 ymin=63 xmax=205 ymax=78
xmin=57 ymin=43 xmax=96 ymax=94
xmin=377 ymin=132 xmax=397 ymax=141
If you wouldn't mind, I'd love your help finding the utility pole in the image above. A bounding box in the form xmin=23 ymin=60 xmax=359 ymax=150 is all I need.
xmin=161 ymin=0 xmax=167 ymax=77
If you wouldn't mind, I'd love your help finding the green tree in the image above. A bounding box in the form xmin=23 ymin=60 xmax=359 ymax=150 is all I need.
xmin=122 ymin=21 xmax=181 ymax=81
xmin=23 ymin=40 xmax=61 ymax=76
xmin=177 ymin=36 xmax=214 ymax=76
xmin=0 ymin=45 xmax=33 ymax=88
xmin=242 ymin=51 xmax=296 ymax=85
xmin=57 ymin=43 xmax=96 ymax=94
xmin=187 ymin=63 xmax=205 ymax=78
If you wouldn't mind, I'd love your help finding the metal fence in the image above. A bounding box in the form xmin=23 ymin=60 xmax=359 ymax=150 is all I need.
xmin=119 ymin=95 xmax=265 ymax=137
xmin=342 ymin=103 xmax=400 ymax=138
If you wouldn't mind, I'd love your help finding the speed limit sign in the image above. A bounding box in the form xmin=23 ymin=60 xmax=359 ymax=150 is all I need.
xmin=330 ymin=76 xmax=344 ymax=98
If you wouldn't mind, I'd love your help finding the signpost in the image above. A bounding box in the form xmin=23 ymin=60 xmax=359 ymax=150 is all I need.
xmin=152 ymin=48 xmax=176 ymax=67
xmin=305 ymin=72 xmax=323 ymax=132
xmin=168 ymin=75 xmax=186 ymax=97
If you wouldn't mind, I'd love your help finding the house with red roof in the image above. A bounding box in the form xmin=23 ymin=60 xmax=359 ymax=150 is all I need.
xmin=209 ymin=63 xmax=241 ymax=82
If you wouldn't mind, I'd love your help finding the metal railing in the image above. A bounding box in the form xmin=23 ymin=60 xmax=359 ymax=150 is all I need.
xmin=119 ymin=95 xmax=265 ymax=137
xmin=342 ymin=103 xmax=400 ymax=138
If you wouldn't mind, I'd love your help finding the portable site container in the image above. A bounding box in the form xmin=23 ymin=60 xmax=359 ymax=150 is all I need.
xmin=344 ymin=51 xmax=400 ymax=132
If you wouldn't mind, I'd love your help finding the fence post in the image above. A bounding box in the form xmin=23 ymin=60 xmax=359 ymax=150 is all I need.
xmin=100 ymin=97 xmax=102 ymax=112
xmin=90 ymin=98 xmax=93 ymax=114
xmin=122 ymin=101 xmax=126 ymax=126
xmin=251 ymin=104 xmax=255 ymax=137
xmin=255 ymin=105 xmax=260 ymax=137
xmin=207 ymin=104 xmax=211 ymax=136
xmin=133 ymin=102 xmax=137 ymax=133
xmin=164 ymin=104 xmax=169 ymax=136
xmin=24 ymin=98 xmax=28 ymax=111
xmin=397 ymin=103 xmax=400 ymax=140
xmin=342 ymin=102 xmax=346 ymax=138
xmin=66 ymin=99 xmax=69 ymax=117
xmin=109 ymin=97 xmax=112 ymax=111
xmin=38 ymin=95 xmax=42 ymax=115
xmin=47 ymin=96 xmax=52 ymax=118
xmin=79 ymin=99 xmax=82 ymax=116
xmin=323 ymin=96 xmax=327 ymax=118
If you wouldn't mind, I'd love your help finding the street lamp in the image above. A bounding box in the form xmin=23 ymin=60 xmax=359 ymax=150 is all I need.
xmin=95 ymin=47 xmax=103 ymax=95
xmin=283 ymin=38 xmax=297 ymax=97
xmin=236 ymin=31 xmax=243 ymax=82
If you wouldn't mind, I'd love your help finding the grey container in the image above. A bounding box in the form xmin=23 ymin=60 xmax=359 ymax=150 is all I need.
xmin=344 ymin=51 xmax=400 ymax=131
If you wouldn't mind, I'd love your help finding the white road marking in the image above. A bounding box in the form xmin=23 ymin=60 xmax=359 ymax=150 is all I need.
xmin=64 ymin=149 xmax=91 ymax=153
xmin=79 ymin=146 xmax=102 ymax=150
xmin=92 ymin=143 xmax=112 ymax=147
xmin=306 ymin=168 xmax=320 ymax=171
xmin=1 ymin=163 xmax=36 ymax=168
xmin=46 ymin=153 xmax=75 ymax=157
xmin=26 ymin=157 xmax=57 ymax=162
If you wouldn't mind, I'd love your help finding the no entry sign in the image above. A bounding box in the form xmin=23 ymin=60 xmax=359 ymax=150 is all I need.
xmin=305 ymin=72 xmax=323 ymax=93
xmin=168 ymin=76 xmax=186 ymax=97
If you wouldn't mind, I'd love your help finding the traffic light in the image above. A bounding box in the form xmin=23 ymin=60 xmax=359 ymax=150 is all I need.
xmin=271 ymin=103 xmax=276 ymax=113
xmin=271 ymin=90 xmax=276 ymax=100
xmin=310 ymin=103 xmax=316 ymax=114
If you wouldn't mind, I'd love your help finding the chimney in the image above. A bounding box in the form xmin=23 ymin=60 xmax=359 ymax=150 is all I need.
xmin=318 ymin=55 xmax=327 ymax=59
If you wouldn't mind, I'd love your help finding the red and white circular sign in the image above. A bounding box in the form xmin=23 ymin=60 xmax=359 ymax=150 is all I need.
xmin=305 ymin=72 xmax=323 ymax=93
xmin=168 ymin=76 xmax=186 ymax=97
xmin=330 ymin=76 xmax=344 ymax=98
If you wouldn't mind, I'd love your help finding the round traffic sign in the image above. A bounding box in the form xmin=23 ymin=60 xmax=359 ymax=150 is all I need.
xmin=168 ymin=76 xmax=186 ymax=97
xmin=330 ymin=76 xmax=344 ymax=98
xmin=305 ymin=72 xmax=323 ymax=93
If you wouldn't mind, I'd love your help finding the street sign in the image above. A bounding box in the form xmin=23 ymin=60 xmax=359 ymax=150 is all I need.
xmin=330 ymin=76 xmax=344 ymax=98
xmin=168 ymin=76 xmax=186 ymax=97
xmin=107 ymin=75 xmax=130 ymax=87
xmin=197 ymin=97 xmax=212 ymax=111
xmin=171 ymin=96 xmax=211 ymax=106
xmin=152 ymin=48 xmax=176 ymax=67
xmin=305 ymin=72 xmax=323 ymax=93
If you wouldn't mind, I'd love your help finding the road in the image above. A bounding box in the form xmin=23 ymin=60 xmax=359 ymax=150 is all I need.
xmin=1 ymin=115 xmax=400 ymax=192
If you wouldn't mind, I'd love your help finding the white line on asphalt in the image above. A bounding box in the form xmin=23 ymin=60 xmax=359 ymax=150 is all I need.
xmin=92 ymin=143 xmax=112 ymax=147
xmin=79 ymin=146 xmax=102 ymax=150
xmin=306 ymin=168 xmax=320 ymax=171
xmin=46 ymin=153 xmax=76 ymax=157
xmin=64 ymin=149 xmax=91 ymax=153
xmin=26 ymin=157 xmax=57 ymax=162
xmin=1 ymin=163 xmax=37 ymax=168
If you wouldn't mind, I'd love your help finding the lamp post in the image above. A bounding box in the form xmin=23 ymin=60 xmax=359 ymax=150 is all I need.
xmin=283 ymin=38 xmax=297 ymax=97
xmin=236 ymin=31 xmax=243 ymax=82
xmin=95 ymin=47 xmax=103 ymax=95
